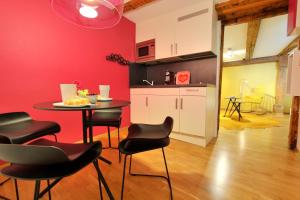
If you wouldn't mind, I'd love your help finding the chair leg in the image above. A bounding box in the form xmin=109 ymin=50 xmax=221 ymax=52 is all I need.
xmin=92 ymin=160 xmax=114 ymax=200
xmin=47 ymin=180 xmax=51 ymax=200
xmin=92 ymin=160 xmax=103 ymax=200
xmin=34 ymin=180 xmax=41 ymax=200
xmin=129 ymin=155 xmax=132 ymax=174
xmin=53 ymin=134 xmax=58 ymax=142
xmin=121 ymin=155 xmax=127 ymax=200
xmin=118 ymin=127 xmax=121 ymax=163
xmin=162 ymin=148 xmax=173 ymax=200
xmin=107 ymin=126 xmax=111 ymax=148
xmin=14 ymin=179 xmax=19 ymax=200
xmin=128 ymin=150 xmax=173 ymax=200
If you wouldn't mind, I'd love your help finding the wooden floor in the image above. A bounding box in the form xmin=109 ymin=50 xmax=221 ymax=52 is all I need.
xmin=1 ymin=118 xmax=300 ymax=200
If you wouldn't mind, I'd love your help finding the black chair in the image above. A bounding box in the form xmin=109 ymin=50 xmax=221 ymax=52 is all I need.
xmin=119 ymin=116 xmax=174 ymax=200
xmin=0 ymin=137 xmax=114 ymax=200
xmin=90 ymin=108 xmax=122 ymax=162
xmin=0 ymin=112 xmax=60 ymax=144
xmin=0 ymin=112 xmax=60 ymax=199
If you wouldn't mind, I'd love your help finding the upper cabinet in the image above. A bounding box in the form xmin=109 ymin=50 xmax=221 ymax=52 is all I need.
xmin=135 ymin=0 xmax=219 ymax=61
xmin=175 ymin=8 xmax=213 ymax=56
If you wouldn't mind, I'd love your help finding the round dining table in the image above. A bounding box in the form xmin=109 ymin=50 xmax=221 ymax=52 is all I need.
xmin=34 ymin=100 xmax=130 ymax=145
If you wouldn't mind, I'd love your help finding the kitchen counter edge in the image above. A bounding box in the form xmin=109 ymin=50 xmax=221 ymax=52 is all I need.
xmin=130 ymin=84 xmax=215 ymax=88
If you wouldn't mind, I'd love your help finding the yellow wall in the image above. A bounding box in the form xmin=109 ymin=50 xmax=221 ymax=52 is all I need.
xmin=221 ymin=62 xmax=278 ymax=109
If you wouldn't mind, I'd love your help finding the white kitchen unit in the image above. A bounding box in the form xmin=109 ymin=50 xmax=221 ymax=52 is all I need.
xmin=130 ymin=87 xmax=216 ymax=147
xmin=134 ymin=0 xmax=218 ymax=60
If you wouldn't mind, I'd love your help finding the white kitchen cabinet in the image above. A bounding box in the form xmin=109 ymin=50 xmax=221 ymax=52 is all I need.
xmin=130 ymin=94 xmax=149 ymax=124
xmin=130 ymin=87 xmax=216 ymax=147
xmin=155 ymin=13 xmax=177 ymax=59
xmin=148 ymin=95 xmax=180 ymax=132
xmin=136 ymin=21 xmax=157 ymax=43
xmin=134 ymin=0 xmax=217 ymax=60
xmin=179 ymin=96 xmax=206 ymax=137
xmin=176 ymin=8 xmax=212 ymax=56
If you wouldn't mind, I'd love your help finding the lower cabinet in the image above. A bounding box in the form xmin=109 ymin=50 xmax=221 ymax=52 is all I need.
xmin=130 ymin=94 xmax=149 ymax=123
xmin=130 ymin=87 xmax=216 ymax=147
xmin=148 ymin=95 xmax=180 ymax=132
xmin=179 ymin=95 xmax=206 ymax=137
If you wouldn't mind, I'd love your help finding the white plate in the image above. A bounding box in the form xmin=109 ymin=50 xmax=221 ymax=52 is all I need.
xmin=52 ymin=102 xmax=90 ymax=107
xmin=97 ymin=96 xmax=112 ymax=101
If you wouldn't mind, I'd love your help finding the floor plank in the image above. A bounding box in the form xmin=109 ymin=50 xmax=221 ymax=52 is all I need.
xmin=1 ymin=116 xmax=300 ymax=200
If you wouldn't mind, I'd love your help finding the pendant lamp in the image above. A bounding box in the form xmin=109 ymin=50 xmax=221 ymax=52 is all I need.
xmin=51 ymin=0 xmax=124 ymax=29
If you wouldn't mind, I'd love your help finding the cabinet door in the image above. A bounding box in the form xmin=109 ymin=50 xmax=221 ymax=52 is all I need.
xmin=155 ymin=16 xmax=176 ymax=59
xmin=176 ymin=8 xmax=212 ymax=56
xmin=130 ymin=95 xmax=149 ymax=123
xmin=179 ymin=96 xmax=206 ymax=136
xmin=148 ymin=95 xmax=180 ymax=132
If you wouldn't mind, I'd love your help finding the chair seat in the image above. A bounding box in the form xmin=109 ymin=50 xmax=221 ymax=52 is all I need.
xmin=119 ymin=123 xmax=171 ymax=155
xmin=119 ymin=137 xmax=170 ymax=155
xmin=92 ymin=112 xmax=121 ymax=127
xmin=0 ymin=120 xmax=60 ymax=144
xmin=1 ymin=139 xmax=101 ymax=180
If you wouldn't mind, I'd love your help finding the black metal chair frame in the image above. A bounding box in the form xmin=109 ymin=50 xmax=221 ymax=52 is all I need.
xmin=0 ymin=112 xmax=60 ymax=199
xmin=121 ymin=149 xmax=173 ymax=200
xmin=119 ymin=117 xmax=174 ymax=200
xmin=89 ymin=109 xmax=122 ymax=162
xmin=0 ymin=138 xmax=114 ymax=200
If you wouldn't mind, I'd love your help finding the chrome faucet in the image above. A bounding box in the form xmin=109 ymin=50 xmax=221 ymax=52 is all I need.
xmin=142 ymin=80 xmax=154 ymax=86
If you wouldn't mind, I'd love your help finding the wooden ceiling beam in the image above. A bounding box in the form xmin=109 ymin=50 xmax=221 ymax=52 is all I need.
xmin=124 ymin=0 xmax=157 ymax=13
xmin=245 ymin=19 xmax=261 ymax=60
xmin=279 ymin=35 xmax=300 ymax=56
xmin=223 ymin=56 xmax=279 ymax=67
xmin=216 ymin=0 xmax=288 ymax=25
xmin=216 ymin=0 xmax=287 ymax=15
xmin=221 ymin=7 xmax=287 ymax=25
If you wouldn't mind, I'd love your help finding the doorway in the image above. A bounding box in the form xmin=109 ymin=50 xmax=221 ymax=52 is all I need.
xmin=219 ymin=14 xmax=296 ymax=131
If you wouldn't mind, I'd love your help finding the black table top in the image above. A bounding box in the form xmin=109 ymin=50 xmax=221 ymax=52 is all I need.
xmin=34 ymin=100 xmax=130 ymax=111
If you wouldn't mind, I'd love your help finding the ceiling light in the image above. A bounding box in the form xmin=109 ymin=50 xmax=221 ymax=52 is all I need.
xmin=79 ymin=4 xmax=98 ymax=19
xmin=51 ymin=0 xmax=124 ymax=29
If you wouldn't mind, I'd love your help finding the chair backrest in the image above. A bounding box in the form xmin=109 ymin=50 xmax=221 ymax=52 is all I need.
xmin=163 ymin=116 xmax=173 ymax=137
xmin=0 ymin=112 xmax=31 ymax=127
xmin=0 ymin=143 xmax=70 ymax=165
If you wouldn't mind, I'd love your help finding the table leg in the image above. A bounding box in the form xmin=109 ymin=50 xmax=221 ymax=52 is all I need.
xmin=86 ymin=110 xmax=112 ymax=165
xmin=82 ymin=110 xmax=88 ymax=144
xmin=88 ymin=110 xmax=93 ymax=143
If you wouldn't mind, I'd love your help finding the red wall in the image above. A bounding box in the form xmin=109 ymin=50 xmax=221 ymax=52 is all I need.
xmin=0 ymin=0 xmax=135 ymax=142
xmin=288 ymin=0 xmax=298 ymax=35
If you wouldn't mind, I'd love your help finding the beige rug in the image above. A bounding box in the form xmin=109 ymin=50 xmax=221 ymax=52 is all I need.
xmin=220 ymin=111 xmax=288 ymax=130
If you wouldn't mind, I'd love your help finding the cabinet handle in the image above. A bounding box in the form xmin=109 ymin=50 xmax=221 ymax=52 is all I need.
xmin=171 ymin=44 xmax=173 ymax=55
xmin=186 ymin=89 xmax=199 ymax=92
xmin=146 ymin=96 xmax=148 ymax=107
xmin=175 ymin=98 xmax=178 ymax=109
xmin=180 ymin=98 xmax=183 ymax=109
xmin=175 ymin=43 xmax=178 ymax=55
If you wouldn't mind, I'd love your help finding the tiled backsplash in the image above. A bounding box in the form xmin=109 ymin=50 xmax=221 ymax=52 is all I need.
xmin=130 ymin=57 xmax=217 ymax=86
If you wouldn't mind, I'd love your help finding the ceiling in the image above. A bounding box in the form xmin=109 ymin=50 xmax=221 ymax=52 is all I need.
xmin=124 ymin=0 xmax=201 ymax=23
xmin=224 ymin=14 xmax=298 ymax=62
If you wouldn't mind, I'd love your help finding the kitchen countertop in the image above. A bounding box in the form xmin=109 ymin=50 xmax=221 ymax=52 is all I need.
xmin=130 ymin=83 xmax=215 ymax=88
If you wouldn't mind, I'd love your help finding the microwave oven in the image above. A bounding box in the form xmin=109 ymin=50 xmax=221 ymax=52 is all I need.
xmin=136 ymin=39 xmax=155 ymax=62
